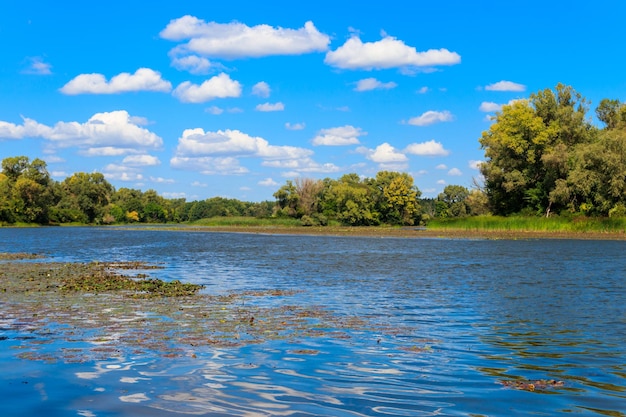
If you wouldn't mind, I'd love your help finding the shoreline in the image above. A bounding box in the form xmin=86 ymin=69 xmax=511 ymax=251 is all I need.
xmin=163 ymin=225 xmax=626 ymax=240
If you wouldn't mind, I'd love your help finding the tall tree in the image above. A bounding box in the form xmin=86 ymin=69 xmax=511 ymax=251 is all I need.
xmin=480 ymin=84 xmax=595 ymax=215
xmin=59 ymin=173 xmax=113 ymax=223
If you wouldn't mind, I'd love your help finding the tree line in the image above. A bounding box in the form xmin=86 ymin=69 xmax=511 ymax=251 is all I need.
xmin=0 ymin=155 xmax=481 ymax=226
xmin=0 ymin=156 xmax=274 ymax=225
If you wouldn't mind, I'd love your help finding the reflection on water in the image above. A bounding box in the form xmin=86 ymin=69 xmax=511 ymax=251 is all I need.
xmin=1 ymin=227 xmax=626 ymax=416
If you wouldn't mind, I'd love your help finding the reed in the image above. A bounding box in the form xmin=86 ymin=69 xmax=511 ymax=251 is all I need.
xmin=427 ymin=216 xmax=626 ymax=233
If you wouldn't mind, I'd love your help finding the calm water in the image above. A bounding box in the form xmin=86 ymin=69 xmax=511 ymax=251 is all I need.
xmin=1 ymin=227 xmax=625 ymax=416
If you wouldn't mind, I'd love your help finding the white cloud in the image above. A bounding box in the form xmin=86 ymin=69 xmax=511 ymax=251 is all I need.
xmin=103 ymin=164 xmax=144 ymax=182
xmin=368 ymin=143 xmax=407 ymax=163
xmin=205 ymin=106 xmax=224 ymax=115
xmin=161 ymin=17 xmax=330 ymax=58
xmin=60 ymin=68 xmax=172 ymax=95
xmin=357 ymin=143 xmax=408 ymax=170
xmin=122 ymin=155 xmax=161 ymax=166
xmin=191 ymin=181 xmax=207 ymax=187
xmin=469 ymin=160 xmax=484 ymax=170
xmin=285 ymin=122 xmax=305 ymax=130
xmin=171 ymin=156 xmax=249 ymax=175
xmin=0 ymin=111 xmax=163 ymax=154
xmin=173 ymin=73 xmax=241 ymax=103
xmin=80 ymin=147 xmax=140 ymax=157
xmin=354 ymin=77 xmax=397 ymax=92
xmin=22 ymin=57 xmax=52 ymax=75
xmin=252 ymin=81 xmax=271 ymax=97
xmin=255 ymin=102 xmax=284 ymax=112
xmin=258 ymin=178 xmax=278 ymax=186
xmin=485 ymin=80 xmax=526 ymax=92
xmin=171 ymin=55 xmax=213 ymax=74
xmin=437 ymin=179 xmax=446 ymax=185
xmin=174 ymin=128 xmax=312 ymax=161
xmin=435 ymin=164 xmax=448 ymax=170
xmin=312 ymin=125 xmax=365 ymax=146
xmin=262 ymin=158 xmax=340 ymax=174
xmin=479 ymin=101 xmax=502 ymax=112
xmin=325 ymin=35 xmax=460 ymax=70
xmin=149 ymin=176 xmax=175 ymax=184
xmin=163 ymin=192 xmax=187 ymax=199
xmin=0 ymin=117 xmax=51 ymax=140
xmin=417 ymin=86 xmax=429 ymax=94
xmin=404 ymin=140 xmax=450 ymax=156
xmin=407 ymin=110 xmax=454 ymax=126
xmin=448 ymin=168 xmax=463 ymax=176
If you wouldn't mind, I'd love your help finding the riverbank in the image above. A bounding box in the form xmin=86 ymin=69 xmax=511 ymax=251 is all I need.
xmin=168 ymin=225 xmax=626 ymax=240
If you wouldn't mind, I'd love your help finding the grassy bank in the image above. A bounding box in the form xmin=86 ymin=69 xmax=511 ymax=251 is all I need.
xmin=427 ymin=216 xmax=626 ymax=233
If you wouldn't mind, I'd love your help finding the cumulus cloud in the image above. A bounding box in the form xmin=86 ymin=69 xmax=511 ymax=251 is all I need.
xmin=357 ymin=143 xmax=408 ymax=170
xmin=407 ymin=110 xmax=454 ymax=126
xmin=171 ymin=55 xmax=213 ymax=74
xmin=417 ymin=86 xmax=429 ymax=94
xmin=173 ymin=128 xmax=312 ymax=161
xmin=262 ymin=158 xmax=339 ymax=174
xmin=448 ymin=168 xmax=462 ymax=176
xmin=22 ymin=57 xmax=52 ymax=75
xmin=122 ymin=155 xmax=161 ymax=166
xmin=325 ymin=35 xmax=460 ymax=70
xmin=404 ymin=140 xmax=450 ymax=156
xmin=258 ymin=177 xmax=278 ymax=186
xmin=163 ymin=135 xmax=340 ymax=174
xmin=102 ymin=164 xmax=144 ymax=182
xmin=255 ymin=102 xmax=284 ymax=112
xmin=252 ymin=81 xmax=271 ymax=97
xmin=161 ymin=16 xmax=330 ymax=59
xmin=485 ymin=80 xmax=526 ymax=92
xmin=0 ymin=111 xmax=162 ymax=155
xmin=60 ymin=68 xmax=172 ymax=95
xmin=354 ymin=77 xmax=397 ymax=92
xmin=285 ymin=122 xmax=305 ymax=130
xmin=172 ymin=73 xmax=241 ymax=103
xmin=436 ymin=164 xmax=448 ymax=170
xmin=312 ymin=125 xmax=365 ymax=146
xmin=171 ymin=155 xmax=249 ymax=175
xmin=479 ymin=101 xmax=502 ymax=112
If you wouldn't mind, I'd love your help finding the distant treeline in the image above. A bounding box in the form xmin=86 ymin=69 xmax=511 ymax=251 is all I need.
xmin=0 ymin=156 xmax=483 ymax=226
xmin=0 ymin=156 xmax=274 ymax=225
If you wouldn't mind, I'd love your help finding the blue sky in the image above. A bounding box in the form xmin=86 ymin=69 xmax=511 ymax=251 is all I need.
xmin=2 ymin=1 xmax=625 ymax=202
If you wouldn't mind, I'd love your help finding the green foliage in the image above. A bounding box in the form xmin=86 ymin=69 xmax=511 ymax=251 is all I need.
xmin=480 ymin=84 xmax=597 ymax=216
xmin=273 ymin=172 xmax=421 ymax=226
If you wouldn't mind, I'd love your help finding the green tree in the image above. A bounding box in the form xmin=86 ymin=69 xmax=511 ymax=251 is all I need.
xmin=375 ymin=172 xmax=420 ymax=225
xmin=437 ymin=185 xmax=470 ymax=217
xmin=480 ymin=84 xmax=594 ymax=215
xmin=59 ymin=172 xmax=113 ymax=223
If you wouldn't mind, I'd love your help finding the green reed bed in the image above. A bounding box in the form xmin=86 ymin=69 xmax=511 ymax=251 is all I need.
xmin=427 ymin=216 xmax=626 ymax=233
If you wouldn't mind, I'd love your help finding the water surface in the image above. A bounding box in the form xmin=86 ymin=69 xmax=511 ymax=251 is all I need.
xmin=1 ymin=227 xmax=625 ymax=416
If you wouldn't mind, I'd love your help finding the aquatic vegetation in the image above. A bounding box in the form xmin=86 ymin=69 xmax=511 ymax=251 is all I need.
xmin=501 ymin=379 xmax=565 ymax=392
xmin=0 ymin=252 xmax=44 ymax=260
xmin=0 ymin=255 xmax=404 ymax=364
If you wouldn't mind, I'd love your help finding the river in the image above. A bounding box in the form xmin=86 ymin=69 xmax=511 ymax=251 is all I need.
xmin=1 ymin=227 xmax=625 ymax=416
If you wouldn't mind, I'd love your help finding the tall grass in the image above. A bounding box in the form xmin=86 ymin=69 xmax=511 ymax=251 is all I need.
xmin=427 ymin=216 xmax=626 ymax=233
